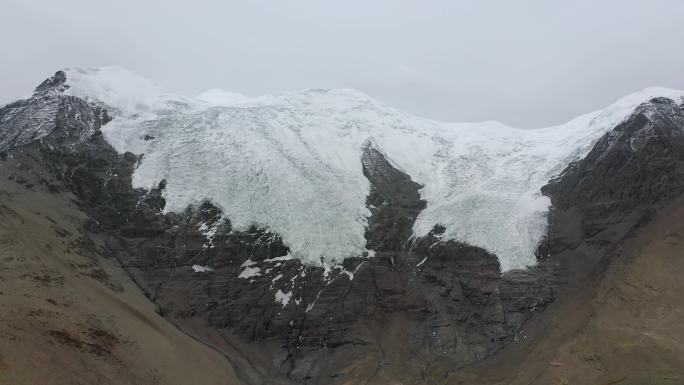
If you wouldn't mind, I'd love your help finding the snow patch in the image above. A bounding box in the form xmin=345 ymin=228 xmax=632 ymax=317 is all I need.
xmin=274 ymin=289 xmax=292 ymax=308
xmin=241 ymin=259 xmax=257 ymax=267
xmin=263 ymin=255 xmax=294 ymax=263
xmin=198 ymin=219 xmax=221 ymax=248
xmin=192 ymin=264 xmax=214 ymax=273
xmin=238 ymin=266 xmax=261 ymax=279
xmin=270 ymin=274 xmax=284 ymax=289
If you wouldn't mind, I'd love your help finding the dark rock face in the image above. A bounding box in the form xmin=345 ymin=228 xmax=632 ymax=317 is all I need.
xmin=541 ymin=98 xmax=684 ymax=294
xmin=544 ymin=97 xmax=684 ymax=211
xmin=34 ymin=69 xmax=69 ymax=94
xmin=0 ymin=71 xmax=109 ymax=153
xmin=20 ymin=71 xmax=684 ymax=384
xmin=362 ymin=140 xmax=426 ymax=254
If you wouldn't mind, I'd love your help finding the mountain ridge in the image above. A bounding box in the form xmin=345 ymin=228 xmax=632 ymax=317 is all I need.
xmin=2 ymin=69 xmax=684 ymax=384
xmin=44 ymin=67 xmax=684 ymax=271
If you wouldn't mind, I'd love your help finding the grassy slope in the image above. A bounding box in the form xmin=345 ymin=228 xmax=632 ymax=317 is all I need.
xmin=0 ymin=150 xmax=242 ymax=385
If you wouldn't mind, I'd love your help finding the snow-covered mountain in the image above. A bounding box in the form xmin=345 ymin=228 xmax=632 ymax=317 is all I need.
xmin=5 ymin=67 xmax=684 ymax=385
xmin=58 ymin=66 xmax=684 ymax=271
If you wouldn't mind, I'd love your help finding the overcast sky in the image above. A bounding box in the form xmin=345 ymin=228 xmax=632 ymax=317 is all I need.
xmin=2 ymin=0 xmax=684 ymax=127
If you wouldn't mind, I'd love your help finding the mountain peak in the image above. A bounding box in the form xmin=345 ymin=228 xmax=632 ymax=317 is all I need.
xmin=34 ymin=70 xmax=68 ymax=94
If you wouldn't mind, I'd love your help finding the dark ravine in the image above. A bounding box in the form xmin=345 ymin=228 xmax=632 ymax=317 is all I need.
xmin=2 ymin=71 xmax=684 ymax=384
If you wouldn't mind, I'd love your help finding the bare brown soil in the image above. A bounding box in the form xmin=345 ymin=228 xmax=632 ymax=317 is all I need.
xmin=0 ymin=157 xmax=242 ymax=385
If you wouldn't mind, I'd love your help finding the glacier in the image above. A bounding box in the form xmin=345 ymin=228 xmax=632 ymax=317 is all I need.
xmin=60 ymin=66 xmax=684 ymax=271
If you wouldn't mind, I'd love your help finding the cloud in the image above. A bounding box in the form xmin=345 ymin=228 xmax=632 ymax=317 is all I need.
xmin=2 ymin=0 xmax=684 ymax=127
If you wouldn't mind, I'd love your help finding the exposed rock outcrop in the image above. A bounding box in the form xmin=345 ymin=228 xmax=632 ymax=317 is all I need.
xmin=541 ymin=97 xmax=684 ymax=292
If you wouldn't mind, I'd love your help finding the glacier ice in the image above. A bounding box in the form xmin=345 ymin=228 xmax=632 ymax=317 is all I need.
xmin=61 ymin=66 xmax=684 ymax=271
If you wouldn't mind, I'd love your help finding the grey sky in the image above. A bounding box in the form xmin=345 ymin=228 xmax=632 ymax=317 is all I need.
xmin=2 ymin=0 xmax=684 ymax=127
